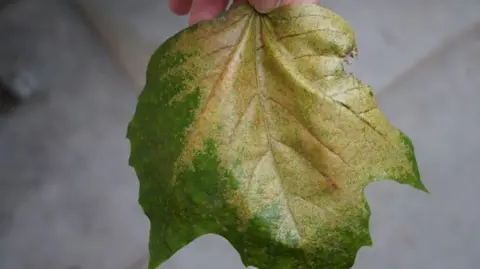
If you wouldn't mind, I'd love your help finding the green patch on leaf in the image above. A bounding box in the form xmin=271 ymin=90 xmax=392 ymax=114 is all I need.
xmin=127 ymin=4 xmax=427 ymax=269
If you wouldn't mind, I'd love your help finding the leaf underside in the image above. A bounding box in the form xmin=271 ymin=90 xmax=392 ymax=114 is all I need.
xmin=127 ymin=4 xmax=427 ymax=269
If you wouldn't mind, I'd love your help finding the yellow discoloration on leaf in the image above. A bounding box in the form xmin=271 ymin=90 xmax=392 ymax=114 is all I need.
xmin=174 ymin=2 xmax=413 ymax=248
xmin=130 ymin=4 xmax=427 ymax=268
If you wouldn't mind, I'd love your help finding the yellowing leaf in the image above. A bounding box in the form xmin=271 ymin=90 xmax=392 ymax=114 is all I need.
xmin=127 ymin=4 xmax=427 ymax=269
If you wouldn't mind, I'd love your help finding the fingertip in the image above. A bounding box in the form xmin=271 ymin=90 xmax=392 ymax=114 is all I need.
xmin=249 ymin=0 xmax=278 ymax=13
xmin=169 ymin=0 xmax=193 ymax=15
xmin=231 ymin=0 xmax=249 ymax=9
xmin=189 ymin=12 xmax=216 ymax=26
xmin=188 ymin=0 xmax=229 ymax=26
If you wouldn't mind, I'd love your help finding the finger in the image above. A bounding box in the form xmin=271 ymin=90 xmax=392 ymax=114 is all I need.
xmin=189 ymin=0 xmax=229 ymax=26
xmin=169 ymin=0 xmax=193 ymax=15
xmin=249 ymin=0 xmax=278 ymax=13
xmin=279 ymin=0 xmax=320 ymax=6
xmin=231 ymin=0 xmax=248 ymax=9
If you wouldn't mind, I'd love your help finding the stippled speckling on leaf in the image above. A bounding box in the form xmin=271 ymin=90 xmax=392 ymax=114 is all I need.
xmin=127 ymin=4 xmax=427 ymax=269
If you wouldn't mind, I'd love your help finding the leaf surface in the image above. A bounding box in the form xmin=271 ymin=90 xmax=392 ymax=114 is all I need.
xmin=127 ymin=4 xmax=427 ymax=269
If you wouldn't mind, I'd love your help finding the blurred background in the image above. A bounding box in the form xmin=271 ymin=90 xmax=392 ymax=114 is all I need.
xmin=0 ymin=0 xmax=479 ymax=268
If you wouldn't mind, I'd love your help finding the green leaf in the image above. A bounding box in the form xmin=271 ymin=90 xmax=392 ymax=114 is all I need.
xmin=127 ymin=4 xmax=427 ymax=269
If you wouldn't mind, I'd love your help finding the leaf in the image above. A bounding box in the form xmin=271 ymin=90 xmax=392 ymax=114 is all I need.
xmin=127 ymin=4 xmax=427 ymax=269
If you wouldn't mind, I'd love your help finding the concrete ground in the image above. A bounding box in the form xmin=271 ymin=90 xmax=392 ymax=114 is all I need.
xmin=0 ymin=0 xmax=479 ymax=269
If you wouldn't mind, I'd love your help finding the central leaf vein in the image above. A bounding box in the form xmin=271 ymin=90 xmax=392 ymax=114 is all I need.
xmin=254 ymin=15 xmax=302 ymax=242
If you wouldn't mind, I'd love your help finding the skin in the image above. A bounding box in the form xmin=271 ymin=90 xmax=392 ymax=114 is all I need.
xmin=169 ymin=0 xmax=321 ymax=25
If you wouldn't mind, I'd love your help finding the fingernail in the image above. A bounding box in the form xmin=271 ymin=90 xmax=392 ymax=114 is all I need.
xmin=251 ymin=0 xmax=277 ymax=13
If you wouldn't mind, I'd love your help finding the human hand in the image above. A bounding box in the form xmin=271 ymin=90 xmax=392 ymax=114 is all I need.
xmin=169 ymin=0 xmax=320 ymax=26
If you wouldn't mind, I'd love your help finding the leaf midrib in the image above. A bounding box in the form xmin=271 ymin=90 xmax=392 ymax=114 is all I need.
xmin=253 ymin=15 xmax=303 ymax=244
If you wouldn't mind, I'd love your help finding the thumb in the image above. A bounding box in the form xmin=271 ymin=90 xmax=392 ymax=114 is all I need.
xmin=248 ymin=0 xmax=278 ymax=13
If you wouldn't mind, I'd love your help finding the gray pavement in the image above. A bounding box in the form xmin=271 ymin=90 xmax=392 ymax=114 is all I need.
xmin=0 ymin=0 xmax=479 ymax=269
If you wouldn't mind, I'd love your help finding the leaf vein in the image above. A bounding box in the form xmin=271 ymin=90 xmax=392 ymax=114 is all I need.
xmin=266 ymin=95 xmax=352 ymax=169
xmin=256 ymin=17 xmax=302 ymax=241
